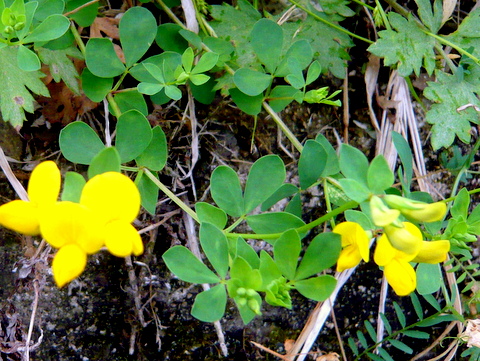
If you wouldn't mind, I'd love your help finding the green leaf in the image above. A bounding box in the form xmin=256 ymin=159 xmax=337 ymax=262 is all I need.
xmin=112 ymin=90 xmax=148 ymax=116
xmin=339 ymin=144 xmax=369 ymax=185
xmin=367 ymin=155 xmax=394 ymax=193
xmin=306 ymin=60 xmax=321 ymax=85
xmin=196 ymin=203 xmax=227 ymax=230
xmin=268 ymin=85 xmax=300 ymax=112
xmin=162 ymin=245 xmax=220 ymax=284
xmin=345 ymin=210 xmax=374 ymax=230
xmin=368 ymin=12 xmax=435 ymax=76
xmin=120 ymin=7 xmax=157 ymax=67
xmin=200 ymin=222 xmax=229 ymax=278
xmin=451 ymin=188 xmax=470 ymax=219
xmin=393 ymin=301 xmax=406 ymax=328
xmin=35 ymin=0 xmax=65 ymax=20
xmin=85 ymin=38 xmax=126 ymax=78
xmin=250 ymin=18 xmax=283 ymax=73
xmin=23 ymin=14 xmax=70 ymax=42
xmin=81 ymin=68 xmax=113 ymax=102
xmin=416 ymin=0 xmax=443 ymax=33
xmin=274 ymin=229 xmax=301 ymax=280
xmin=294 ymin=275 xmax=336 ymax=301
xmin=380 ymin=313 xmax=392 ymax=334
xmin=233 ymin=68 xmax=271 ymax=96
xmin=66 ymin=0 xmax=98 ymax=27
xmin=135 ymin=126 xmax=168 ymax=171
xmin=87 ymin=146 xmax=121 ymax=178
xmin=138 ymin=82 xmax=164 ymax=96
xmin=229 ymin=257 xmax=262 ymax=290
xmin=115 ymin=110 xmax=153 ymax=163
xmin=190 ymin=77 xmax=216 ymax=105
xmin=377 ymin=348 xmax=394 ymax=361
xmin=295 ymin=233 xmax=341 ymax=280
xmin=191 ymin=284 xmax=227 ymax=322
xmin=0 ymin=46 xmax=50 ymax=127
xmin=261 ymin=183 xmax=299 ymax=211
xmin=275 ymin=40 xmax=313 ymax=77
xmin=59 ymin=121 xmax=105 ymax=164
xmin=17 ymin=45 xmax=40 ymax=71
xmin=180 ymin=46 xmax=194 ymax=74
xmin=298 ymin=140 xmax=327 ymax=190
xmin=339 ymin=178 xmax=371 ymax=203
xmin=61 ymin=171 xmax=86 ymax=202
xmin=203 ymin=37 xmax=234 ymax=67
xmin=156 ymin=23 xmax=189 ymax=53
xmin=423 ymin=70 xmax=480 ymax=149
xmin=246 ymin=212 xmax=305 ymax=239
xmin=165 ymin=85 xmax=182 ymax=100
xmin=210 ymin=165 xmax=244 ymax=217
xmin=236 ymin=237 xmax=260 ymax=269
xmin=416 ymin=263 xmax=442 ymax=295
xmin=179 ymin=29 xmax=202 ymax=49
xmin=244 ymin=155 xmax=285 ymax=214
xmin=315 ymin=133 xmax=340 ymax=176
xmin=135 ymin=171 xmax=159 ymax=215
xmin=389 ymin=339 xmax=413 ymax=354
xmin=410 ymin=293 xmax=423 ymax=320
xmin=37 ymin=46 xmax=83 ymax=94
xmin=392 ymin=131 xmax=413 ymax=191
xmin=259 ymin=251 xmax=283 ymax=290
xmin=229 ymin=88 xmax=263 ymax=115
xmin=192 ymin=52 xmax=219 ymax=74
xmin=402 ymin=330 xmax=430 ymax=339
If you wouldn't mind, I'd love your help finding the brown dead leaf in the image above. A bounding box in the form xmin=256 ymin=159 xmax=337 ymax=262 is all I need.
xmin=284 ymin=339 xmax=295 ymax=353
xmin=316 ymin=352 xmax=340 ymax=361
xmin=90 ymin=16 xmax=120 ymax=39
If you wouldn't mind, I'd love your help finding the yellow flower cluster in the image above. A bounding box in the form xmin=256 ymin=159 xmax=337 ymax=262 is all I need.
xmin=0 ymin=161 xmax=143 ymax=287
xmin=333 ymin=196 xmax=450 ymax=296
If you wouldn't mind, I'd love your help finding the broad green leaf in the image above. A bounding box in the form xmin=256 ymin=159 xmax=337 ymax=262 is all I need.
xmin=274 ymin=229 xmax=301 ymax=280
xmin=112 ymin=90 xmax=148 ymax=116
xmin=285 ymin=58 xmax=305 ymax=89
xmin=199 ymin=222 xmax=229 ymax=278
xmin=416 ymin=263 xmax=442 ymax=295
xmin=156 ymin=23 xmax=188 ymax=53
xmin=450 ymin=188 xmax=470 ymax=219
xmin=12 ymin=1 xmax=35 ymax=41
xmin=367 ymin=155 xmax=394 ymax=193
xmin=268 ymin=85 xmax=300 ymax=112
xmin=189 ymin=74 xmax=209 ymax=86
xmin=164 ymin=85 xmax=182 ymax=100
xmin=0 ymin=46 xmax=50 ymax=127
xmin=17 ymin=45 xmax=40 ymax=71
xmin=61 ymin=171 xmax=86 ymax=202
xmin=236 ymin=237 xmax=260 ymax=269
xmin=135 ymin=171 xmax=159 ymax=215
xmin=162 ymin=245 xmax=220 ymax=284
xmin=295 ymin=233 xmax=341 ymax=280
xmin=59 ymin=121 xmax=104 ymax=164
xmin=416 ymin=0 xmax=443 ymax=33
xmin=261 ymin=183 xmax=299 ymax=211
xmin=192 ymin=52 xmax=219 ymax=74
xmin=229 ymin=88 xmax=263 ymax=115
xmin=115 ymin=110 xmax=152 ymax=163
xmin=339 ymin=178 xmax=371 ymax=203
xmin=23 ymin=14 xmax=70 ymax=42
xmin=181 ymin=47 xmax=194 ymax=73
xmin=138 ymin=83 xmax=164 ymax=96
xmin=244 ymin=155 xmax=285 ymax=214
xmin=233 ymin=68 xmax=271 ymax=96
xmin=191 ymin=284 xmax=227 ymax=322
xmin=85 ymin=38 xmax=125 ymax=78
xmin=120 ymin=7 xmax=157 ymax=67
xmin=294 ymin=275 xmax=336 ymax=301
xmin=203 ymin=37 xmax=234 ymax=67
xmin=87 ymin=146 xmax=121 ymax=178
xmin=230 ymin=259 xmax=262 ymax=291
xmin=339 ymin=144 xmax=369 ymax=185
xmin=135 ymin=126 xmax=168 ymax=171
xmin=210 ymin=165 xmax=244 ymax=217
xmin=275 ymin=40 xmax=313 ymax=77
xmin=285 ymin=193 xmax=302 ymax=218
xmin=250 ymin=18 xmax=283 ymax=73
xmin=298 ymin=140 xmax=327 ymax=190
xmin=196 ymin=203 xmax=227 ymax=230
xmin=81 ymin=68 xmax=113 ymax=102
xmin=246 ymin=212 xmax=305 ymax=240
xmin=259 ymin=251 xmax=283 ymax=290
xmin=190 ymin=77 xmax=216 ymax=105
xmin=66 ymin=0 xmax=98 ymax=27
xmin=131 ymin=53 xmax=182 ymax=83
xmin=35 ymin=0 xmax=65 ymax=20
xmin=306 ymin=60 xmax=321 ymax=85
xmin=37 ymin=46 xmax=83 ymax=94
xmin=179 ymin=29 xmax=202 ymax=49
xmin=315 ymin=133 xmax=340 ymax=176
xmin=345 ymin=210 xmax=374 ymax=230
xmin=368 ymin=12 xmax=435 ymax=76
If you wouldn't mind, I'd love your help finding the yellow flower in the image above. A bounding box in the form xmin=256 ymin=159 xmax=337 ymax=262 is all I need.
xmin=370 ymin=195 xmax=401 ymax=227
xmin=52 ymin=243 xmax=87 ymax=288
xmin=413 ymin=240 xmax=450 ymax=264
xmin=80 ymin=172 xmax=143 ymax=257
xmin=0 ymin=161 xmax=60 ymax=235
xmin=333 ymin=222 xmax=370 ymax=272
xmin=383 ymin=222 xmax=423 ymax=256
xmin=383 ymin=195 xmax=446 ymax=223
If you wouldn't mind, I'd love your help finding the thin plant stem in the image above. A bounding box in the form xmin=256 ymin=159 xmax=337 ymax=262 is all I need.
xmin=70 ymin=22 xmax=86 ymax=56
xmin=263 ymin=102 xmax=303 ymax=153
xmin=155 ymin=0 xmax=186 ymax=27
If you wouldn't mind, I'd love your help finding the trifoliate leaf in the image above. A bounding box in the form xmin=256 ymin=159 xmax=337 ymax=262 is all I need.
xmin=37 ymin=46 xmax=83 ymax=94
xmin=424 ymin=70 xmax=480 ymax=149
xmin=368 ymin=12 xmax=436 ymax=76
xmin=0 ymin=46 xmax=49 ymax=127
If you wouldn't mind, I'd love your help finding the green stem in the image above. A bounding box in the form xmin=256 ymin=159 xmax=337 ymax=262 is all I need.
xmin=262 ymin=102 xmax=304 ymax=153
xmin=155 ymin=0 xmax=187 ymax=28
xmin=374 ymin=0 xmax=391 ymax=31
xmin=112 ymin=71 xmax=129 ymax=92
xmin=143 ymin=168 xmax=200 ymax=223
xmin=427 ymin=31 xmax=480 ymax=65
xmin=227 ymin=200 xmax=358 ymax=239
xmin=70 ymin=22 xmax=86 ymax=56
xmin=287 ymin=0 xmax=374 ymax=44
xmin=107 ymin=93 xmax=121 ymax=118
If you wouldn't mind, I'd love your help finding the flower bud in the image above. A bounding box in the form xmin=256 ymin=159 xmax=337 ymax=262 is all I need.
xmin=383 ymin=195 xmax=446 ymax=223
xmin=247 ymin=298 xmax=261 ymax=315
xmin=370 ymin=195 xmax=401 ymax=227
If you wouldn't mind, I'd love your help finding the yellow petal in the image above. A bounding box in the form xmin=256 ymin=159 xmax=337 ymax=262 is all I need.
xmin=370 ymin=195 xmax=401 ymax=227
xmin=413 ymin=240 xmax=450 ymax=264
xmin=384 ymin=259 xmax=416 ymax=296
xmin=374 ymin=234 xmax=395 ymax=267
xmin=80 ymin=172 xmax=140 ymax=223
xmin=104 ymin=220 xmax=142 ymax=257
xmin=52 ymin=244 xmax=87 ymax=287
xmin=0 ymin=200 xmax=40 ymax=235
xmin=334 ymin=222 xmax=370 ymax=262
xmin=28 ymin=161 xmax=61 ymax=208
xmin=384 ymin=222 xmax=422 ymax=256
xmin=40 ymin=201 xmax=104 ymax=253
xmin=401 ymin=202 xmax=447 ymax=223
xmin=336 ymin=245 xmax=362 ymax=272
